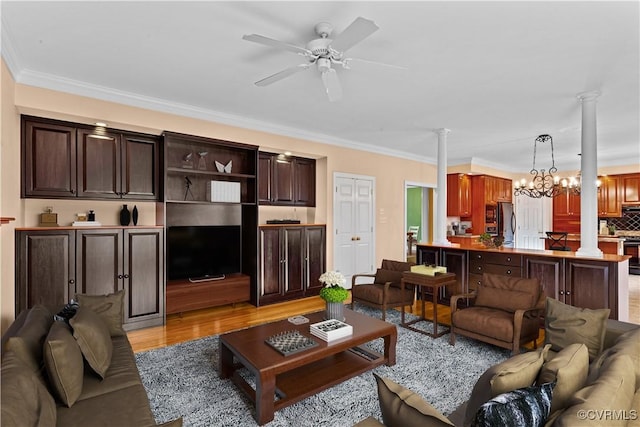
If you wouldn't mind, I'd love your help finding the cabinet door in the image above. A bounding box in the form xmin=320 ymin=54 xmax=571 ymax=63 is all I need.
xmin=16 ymin=230 xmax=75 ymax=313
xmin=77 ymin=129 xmax=122 ymax=198
xmin=294 ymin=158 xmax=316 ymax=206
xmin=273 ymin=157 xmax=295 ymax=204
xmin=564 ymin=260 xmax=617 ymax=319
xmin=447 ymin=174 xmax=471 ymax=217
xmin=76 ymin=229 xmax=122 ymax=296
xmin=258 ymin=153 xmax=274 ymax=204
xmin=524 ymin=256 xmax=564 ymax=302
xmin=598 ymin=175 xmax=621 ymax=217
xmin=441 ymin=249 xmax=467 ymax=300
xmin=259 ymin=227 xmax=283 ymax=301
xmin=282 ymin=227 xmax=304 ymax=297
xmin=123 ymin=229 xmax=163 ymax=325
xmin=122 ymin=134 xmax=159 ymax=200
xmin=621 ymin=174 xmax=640 ymax=204
xmin=304 ymin=226 xmax=326 ymax=294
xmin=22 ymin=119 xmax=77 ymax=198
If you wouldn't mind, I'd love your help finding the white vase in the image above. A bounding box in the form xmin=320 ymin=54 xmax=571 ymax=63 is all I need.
xmin=325 ymin=301 xmax=345 ymax=321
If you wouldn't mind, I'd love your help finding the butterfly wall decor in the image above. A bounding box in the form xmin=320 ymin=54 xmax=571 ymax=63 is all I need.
xmin=215 ymin=160 xmax=233 ymax=173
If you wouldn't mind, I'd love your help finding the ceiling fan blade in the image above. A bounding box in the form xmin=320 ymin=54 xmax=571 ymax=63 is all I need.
xmin=329 ymin=17 xmax=379 ymax=53
xmin=255 ymin=64 xmax=311 ymax=86
xmin=344 ymin=57 xmax=408 ymax=70
xmin=321 ymin=69 xmax=342 ymax=102
xmin=242 ymin=34 xmax=312 ymax=56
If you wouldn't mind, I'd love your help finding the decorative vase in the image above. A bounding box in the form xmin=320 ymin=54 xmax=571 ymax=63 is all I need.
xmin=119 ymin=205 xmax=131 ymax=226
xmin=325 ymin=301 xmax=345 ymax=321
xmin=132 ymin=205 xmax=139 ymax=226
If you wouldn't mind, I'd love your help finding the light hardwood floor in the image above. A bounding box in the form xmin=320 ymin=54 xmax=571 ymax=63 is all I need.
xmin=128 ymin=274 xmax=640 ymax=353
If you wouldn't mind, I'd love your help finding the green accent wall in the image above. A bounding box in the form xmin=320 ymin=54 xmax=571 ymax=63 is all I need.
xmin=407 ymin=187 xmax=422 ymax=241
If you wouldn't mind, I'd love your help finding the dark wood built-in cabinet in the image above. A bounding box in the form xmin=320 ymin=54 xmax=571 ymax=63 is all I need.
xmin=162 ymin=132 xmax=258 ymax=314
xmin=16 ymin=227 xmax=164 ymax=330
xmin=22 ymin=116 xmax=159 ymax=201
xmin=258 ymin=152 xmax=316 ymax=206
xmin=258 ymin=225 xmax=326 ymax=305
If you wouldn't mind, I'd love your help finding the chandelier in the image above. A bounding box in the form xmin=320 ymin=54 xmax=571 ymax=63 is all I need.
xmin=513 ymin=134 xmax=565 ymax=198
xmin=557 ymin=172 xmax=601 ymax=195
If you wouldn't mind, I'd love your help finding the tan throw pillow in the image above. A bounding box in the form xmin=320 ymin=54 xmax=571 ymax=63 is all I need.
xmin=75 ymin=290 xmax=125 ymax=336
xmin=537 ymin=343 xmax=589 ymax=415
xmin=69 ymin=307 xmax=113 ymax=379
xmin=5 ymin=305 xmax=54 ymax=372
xmin=1 ymin=350 xmax=57 ymax=427
xmin=544 ymin=298 xmax=610 ymax=360
xmin=555 ymin=354 xmax=636 ymax=427
xmin=373 ymin=373 xmax=455 ymax=427
xmin=464 ymin=345 xmax=550 ymax=426
xmin=43 ymin=321 xmax=84 ymax=407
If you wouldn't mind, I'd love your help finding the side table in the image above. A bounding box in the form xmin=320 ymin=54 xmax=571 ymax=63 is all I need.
xmin=400 ymin=271 xmax=457 ymax=338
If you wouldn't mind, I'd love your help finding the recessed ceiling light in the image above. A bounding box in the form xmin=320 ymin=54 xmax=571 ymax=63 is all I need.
xmin=95 ymin=122 xmax=108 ymax=127
xmin=284 ymin=151 xmax=292 ymax=156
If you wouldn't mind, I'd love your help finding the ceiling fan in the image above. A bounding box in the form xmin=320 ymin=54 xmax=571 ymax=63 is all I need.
xmin=243 ymin=17 xmax=401 ymax=102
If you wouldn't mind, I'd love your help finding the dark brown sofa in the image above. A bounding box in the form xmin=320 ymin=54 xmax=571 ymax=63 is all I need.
xmin=1 ymin=304 xmax=181 ymax=427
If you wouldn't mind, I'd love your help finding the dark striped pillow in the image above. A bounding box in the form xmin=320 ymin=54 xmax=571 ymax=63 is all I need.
xmin=472 ymin=382 xmax=555 ymax=427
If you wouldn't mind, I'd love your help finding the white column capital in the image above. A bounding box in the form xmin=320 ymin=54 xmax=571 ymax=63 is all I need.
xmin=577 ymin=90 xmax=601 ymax=102
xmin=434 ymin=128 xmax=451 ymax=136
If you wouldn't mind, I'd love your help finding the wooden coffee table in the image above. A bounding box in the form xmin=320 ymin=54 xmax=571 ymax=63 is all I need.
xmin=219 ymin=308 xmax=397 ymax=425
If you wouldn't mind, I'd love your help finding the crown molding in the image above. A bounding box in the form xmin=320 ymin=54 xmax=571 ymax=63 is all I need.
xmin=13 ymin=68 xmax=436 ymax=165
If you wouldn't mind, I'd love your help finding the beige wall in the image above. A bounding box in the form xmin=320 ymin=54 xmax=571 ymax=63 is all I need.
xmin=0 ymin=63 xmax=441 ymax=331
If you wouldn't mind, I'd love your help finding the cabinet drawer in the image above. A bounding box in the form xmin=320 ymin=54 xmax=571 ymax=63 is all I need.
xmin=469 ymin=260 xmax=522 ymax=277
xmin=468 ymin=273 xmax=483 ymax=292
xmin=469 ymin=251 xmax=522 ymax=266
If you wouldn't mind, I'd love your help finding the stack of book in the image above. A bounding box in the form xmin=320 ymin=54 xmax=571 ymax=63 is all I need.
xmin=309 ymin=319 xmax=353 ymax=342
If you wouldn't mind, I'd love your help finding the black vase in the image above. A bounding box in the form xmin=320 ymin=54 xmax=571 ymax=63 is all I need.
xmin=132 ymin=205 xmax=139 ymax=226
xmin=119 ymin=205 xmax=131 ymax=226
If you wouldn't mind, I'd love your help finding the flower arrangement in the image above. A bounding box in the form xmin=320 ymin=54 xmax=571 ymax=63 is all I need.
xmin=318 ymin=271 xmax=349 ymax=303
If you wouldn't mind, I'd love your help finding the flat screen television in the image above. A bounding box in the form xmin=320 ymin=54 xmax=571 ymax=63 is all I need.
xmin=167 ymin=225 xmax=242 ymax=281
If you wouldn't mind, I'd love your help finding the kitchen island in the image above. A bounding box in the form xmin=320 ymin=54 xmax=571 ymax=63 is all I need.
xmin=416 ymin=241 xmax=631 ymax=321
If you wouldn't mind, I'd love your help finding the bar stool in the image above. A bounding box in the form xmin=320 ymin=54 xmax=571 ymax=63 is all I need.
xmin=546 ymin=232 xmax=571 ymax=251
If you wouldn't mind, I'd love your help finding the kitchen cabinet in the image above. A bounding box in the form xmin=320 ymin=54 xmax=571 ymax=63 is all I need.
xmin=22 ymin=116 xmax=160 ymax=201
xmin=16 ymin=227 xmax=164 ymax=330
xmin=620 ymin=173 xmax=640 ymax=205
xmin=597 ymin=175 xmax=621 ymax=217
xmin=470 ymin=175 xmax=513 ymax=235
xmin=447 ymin=174 xmax=472 ymax=217
xmin=258 ymin=152 xmax=316 ymax=206
xmin=258 ymin=225 xmax=326 ymax=305
xmin=552 ymin=191 xmax=581 ymax=232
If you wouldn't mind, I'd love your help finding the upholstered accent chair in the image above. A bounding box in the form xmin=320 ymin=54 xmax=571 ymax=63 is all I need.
xmin=350 ymin=259 xmax=415 ymax=321
xmin=450 ymin=273 xmax=545 ymax=354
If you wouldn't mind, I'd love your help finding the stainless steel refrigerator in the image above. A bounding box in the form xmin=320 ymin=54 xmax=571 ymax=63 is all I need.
xmin=497 ymin=202 xmax=515 ymax=248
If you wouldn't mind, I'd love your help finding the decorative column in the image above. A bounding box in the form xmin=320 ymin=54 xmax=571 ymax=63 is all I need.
xmin=433 ymin=128 xmax=452 ymax=246
xmin=576 ymin=91 xmax=603 ymax=258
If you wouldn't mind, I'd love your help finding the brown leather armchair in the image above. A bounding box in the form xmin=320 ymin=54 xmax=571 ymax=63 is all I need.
xmin=350 ymin=259 xmax=414 ymax=321
xmin=449 ymin=273 xmax=545 ymax=354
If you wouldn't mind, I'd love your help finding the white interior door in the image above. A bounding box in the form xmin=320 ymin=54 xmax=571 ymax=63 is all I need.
xmin=514 ymin=195 xmax=551 ymax=249
xmin=334 ymin=174 xmax=375 ymax=288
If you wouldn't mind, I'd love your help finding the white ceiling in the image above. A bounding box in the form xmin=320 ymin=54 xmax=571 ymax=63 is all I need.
xmin=2 ymin=1 xmax=639 ymax=173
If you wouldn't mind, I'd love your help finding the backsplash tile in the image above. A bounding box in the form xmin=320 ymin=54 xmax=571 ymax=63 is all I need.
xmin=608 ymin=210 xmax=640 ymax=231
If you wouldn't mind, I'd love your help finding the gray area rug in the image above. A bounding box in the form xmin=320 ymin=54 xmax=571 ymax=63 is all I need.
xmin=135 ymin=307 xmax=510 ymax=426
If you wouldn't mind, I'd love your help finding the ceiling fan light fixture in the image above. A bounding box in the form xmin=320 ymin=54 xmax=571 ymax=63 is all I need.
xmin=317 ymin=57 xmax=331 ymax=73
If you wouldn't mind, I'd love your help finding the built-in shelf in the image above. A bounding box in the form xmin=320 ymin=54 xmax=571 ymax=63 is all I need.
xmin=166 ymin=167 xmax=254 ymax=180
